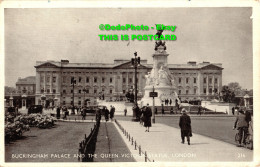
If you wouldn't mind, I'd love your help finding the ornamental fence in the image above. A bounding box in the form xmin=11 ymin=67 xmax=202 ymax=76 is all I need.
xmin=114 ymin=119 xmax=154 ymax=162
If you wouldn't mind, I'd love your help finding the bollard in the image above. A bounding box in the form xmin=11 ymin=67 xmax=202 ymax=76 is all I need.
xmin=139 ymin=145 xmax=141 ymax=156
xmin=134 ymin=141 xmax=137 ymax=150
xmin=131 ymin=137 xmax=133 ymax=145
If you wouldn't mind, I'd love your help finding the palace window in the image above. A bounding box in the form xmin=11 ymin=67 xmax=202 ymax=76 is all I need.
xmin=209 ymin=78 xmax=212 ymax=84
xmin=194 ymin=88 xmax=197 ymax=94
xmin=178 ymin=90 xmax=181 ymax=94
xmin=194 ymin=78 xmax=197 ymax=84
xmin=123 ymin=78 xmax=126 ymax=83
xmin=179 ymin=78 xmax=181 ymax=84
xmin=110 ymin=89 xmax=113 ymax=94
xmin=186 ymin=90 xmax=189 ymax=94
xmin=94 ymin=89 xmax=97 ymax=94
xmin=102 ymin=77 xmax=105 ymax=83
xmin=209 ymin=88 xmax=212 ymax=94
xmin=123 ymin=90 xmax=126 ymax=94
xmin=186 ymin=78 xmax=189 ymax=84
xmin=110 ymin=78 xmax=113 ymax=83
xmin=53 ymin=77 xmax=56 ymax=83
xmin=53 ymin=89 xmax=56 ymax=93
xmin=63 ymin=101 xmax=65 ymax=105
xmin=203 ymin=88 xmax=207 ymax=94
xmin=47 ymin=89 xmax=50 ymax=93
xmin=79 ymin=77 xmax=82 ymax=83
xmin=40 ymin=76 xmax=44 ymax=82
xmin=204 ymin=78 xmax=207 ymax=84
xmin=78 ymin=101 xmax=81 ymax=105
xmin=71 ymin=89 xmax=73 ymax=93
xmin=63 ymin=89 xmax=66 ymax=94
xmin=215 ymin=78 xmax=218 ymax=84
xmin=86 ymin=77 xmax=89 ymax=83
xmin=78 ymin=90 xmax=81 ymax=94
xmin=94 ymin=77 xmax=97 ymax=83
xmin=129 ymin=78 xmax=132 ymax=83
xmin=41 ymin=89 xmax=44 ymax=93
xmin=86 ymin=89 xmax=89 ymax=94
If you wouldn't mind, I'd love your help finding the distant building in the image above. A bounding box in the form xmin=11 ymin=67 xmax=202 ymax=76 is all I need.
xmin=16 ymin=76 xmax=36 ymax=95
xmin=34 ymin=59 xmax=223 ymax=107
xmin=4 ymin=76 xmax=36 ymax=108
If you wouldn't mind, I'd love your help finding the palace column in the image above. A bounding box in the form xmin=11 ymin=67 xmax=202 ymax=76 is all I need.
xmin=44 ymin=72 xmax=46 ymax=93
xmin=212 ymin=75 xmax=215 ymax=95
xmin=50 ymin=72 xmax=53 ymax=93
xmin=206 ymin=74 xmax=209 ymax=96
xmin=36 ymin=71 xmax=41 ymax=94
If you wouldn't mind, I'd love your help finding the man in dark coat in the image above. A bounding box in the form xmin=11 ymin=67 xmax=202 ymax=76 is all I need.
xmin=233 ymin=110 xmax=248 ymax=147
xmin=179 ymin=109 xmax=192 ymax=145
xmin=143 ymin=104 xmax=152 ymax=132
xmin=104 ymin=107 xmax=109 ymax=122
xmin=56 ymin=106 xmax=61 ymax=119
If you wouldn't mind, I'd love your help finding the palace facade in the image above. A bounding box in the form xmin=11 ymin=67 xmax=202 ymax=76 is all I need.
xmin=35 ymin=59 xmax=223 ymax=106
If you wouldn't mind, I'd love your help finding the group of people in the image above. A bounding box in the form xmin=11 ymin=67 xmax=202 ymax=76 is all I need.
xmin=139 ymin=104 xmax=153 ymax=132
xmin=102 ymin=105 xmax=116 ymax=122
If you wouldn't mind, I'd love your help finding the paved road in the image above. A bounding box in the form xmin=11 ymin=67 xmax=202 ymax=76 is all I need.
xmin=115 ymin=120 xmax=253 ymax=162
xmin=5 ymin=121 xmax=94 ymax=162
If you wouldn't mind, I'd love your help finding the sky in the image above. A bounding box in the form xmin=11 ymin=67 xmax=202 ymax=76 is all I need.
xmin=4 ymin=7 xmax=253 ymax=89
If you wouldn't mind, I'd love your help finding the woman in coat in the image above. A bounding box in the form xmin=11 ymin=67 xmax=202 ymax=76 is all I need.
xmin=143 ymin=104 xmax=152 ymax=132
xmin=179 ymin=108 xmax=192 ymax=145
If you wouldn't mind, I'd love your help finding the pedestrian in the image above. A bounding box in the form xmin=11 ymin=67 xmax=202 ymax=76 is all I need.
xmin=179 ymin=108 xmax=192 ymax=145
xmin=161 ymin=104 xmax=165 ymax=115
xmin=169 ymin=99 xmax=172 ymax=106
xmin=56 ymin=106 xmax=61 ymax=119
xmin=197 ymin=105 xmax=201 ymax=115
xmin=124 ymin=108 xmax=127 ymax=116
xmin=81 ymin=107 xmax=86 ymax=120
xmin=110 ymin=106 xmax=115 ymax=121
xmin=232 ymin=107 xmax=235 ymax=115
xmin=233 ymin=110 xmax=248 ymax=147
xmin=63 ymin=106 xmax=68 ymax=120
xmin=170 ymin=107 xmax=174 ymax=114
xmin=143 ymin=104 xmax=152 ymax=132
xmin=104 ymin=107 xmax=109 ymax=122
xmin=140 ymin=106 xmax=145 ymax=126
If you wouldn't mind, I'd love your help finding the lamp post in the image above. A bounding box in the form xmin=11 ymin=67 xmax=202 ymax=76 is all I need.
xmin=131 ymin=51 xmax=140 ymax=121
xmin=71 ymin=77 xmax=76 ymax=115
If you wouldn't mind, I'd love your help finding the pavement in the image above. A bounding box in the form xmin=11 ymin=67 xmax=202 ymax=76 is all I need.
xmin=114 ymin=120 xmax=253 ymax=162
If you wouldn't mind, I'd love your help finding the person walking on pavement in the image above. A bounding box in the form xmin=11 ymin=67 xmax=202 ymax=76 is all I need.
xmin=124 ymin=108 xmax=127 ymax=116
xmin=110 ymin=106 xmax=115 ymax=121
xmin=161 ymin=104 xmax=165 ymax=115
xmin=104 ymin=107 xmax=109 ymax=122
xmin=179 ymin=108 xmax=192 ymax=145
xmin=197 ymin=105 xmax=202 ymax=115
xmin=143 ymin=103 xmax=152 ymax=132
xmin=56 ymin=106 xmax=61 ymax=119
xmin=232 ymin=107 xmax=235 ymax=115
xmin=233 ymin=110 xmax=249 ymax=147
xmin=81 ymin=106 xmax=87 ymax=120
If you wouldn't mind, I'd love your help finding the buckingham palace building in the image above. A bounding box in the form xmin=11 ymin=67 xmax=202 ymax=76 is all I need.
xmin=35 ymin=59 xmax=223 ymax=106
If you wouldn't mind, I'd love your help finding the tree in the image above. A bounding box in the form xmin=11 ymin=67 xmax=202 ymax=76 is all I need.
xmin=221 ymin=85 xmax=235 ymax=103
xmin=227 ymin=82 xmax=242 ymax=96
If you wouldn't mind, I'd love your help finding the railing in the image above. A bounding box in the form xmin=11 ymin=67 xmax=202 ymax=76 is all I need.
xmin=78 ymin=116 xmax=101 ymax=162
xmin=114 ymin=119 xmax=154 ymax=162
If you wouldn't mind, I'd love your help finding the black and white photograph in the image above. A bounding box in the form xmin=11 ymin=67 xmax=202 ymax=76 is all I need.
xmin=1 ymin=2 xmax=260 ymax=166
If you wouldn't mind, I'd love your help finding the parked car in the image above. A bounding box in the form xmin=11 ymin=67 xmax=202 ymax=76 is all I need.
xmin=28 ymin=105 xmax=43 ymax=114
